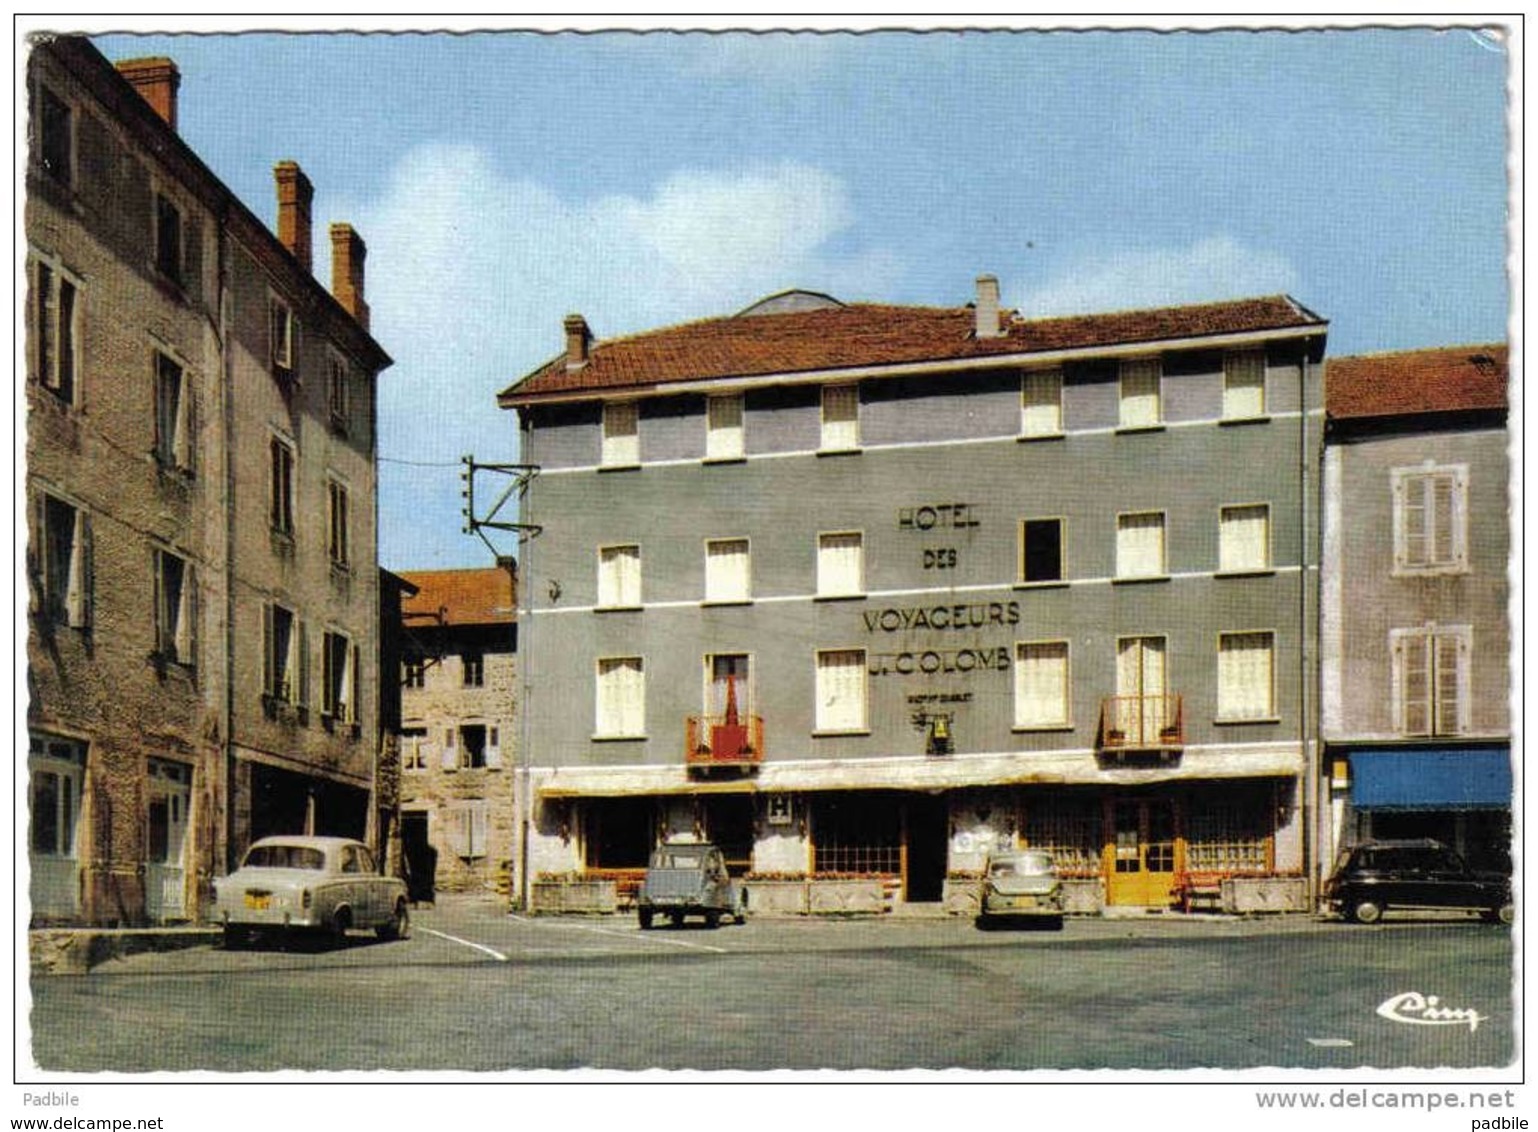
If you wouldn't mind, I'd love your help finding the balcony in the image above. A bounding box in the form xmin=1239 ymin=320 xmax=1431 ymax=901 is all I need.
xmin=685 ymin=712 xmax=764 ymax=775
xmin=1097 ymin=694 xmax=1184 ymax=760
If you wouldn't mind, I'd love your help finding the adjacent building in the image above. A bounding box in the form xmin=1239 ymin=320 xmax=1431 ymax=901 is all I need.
xmin=499 ymin=281 xmax=1328 ymax=912
xmin=25 ymin=37 xmax=391 ymax=925
xmin=1319 ymin=345 xmax=1511 ymax=878
xmin=396 ymin=565 xmax=519 ymax=896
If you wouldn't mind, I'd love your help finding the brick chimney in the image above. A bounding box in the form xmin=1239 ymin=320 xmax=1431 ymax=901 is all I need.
xmin=975 ymin=274 xmax=1003 ymax=339
xmin=273 ymin=161 xmax=314 ymax=273
xmin=564 ymin=314 xmax=591 ymax=371
xmin=116 ymin=57 xmax=180 ymax=130
xmin=329 ymin=223 xmax=370 ymax=330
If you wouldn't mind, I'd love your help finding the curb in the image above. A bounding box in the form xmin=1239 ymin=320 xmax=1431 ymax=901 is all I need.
xmin=30 ymin=926 xmax=221 ymax=976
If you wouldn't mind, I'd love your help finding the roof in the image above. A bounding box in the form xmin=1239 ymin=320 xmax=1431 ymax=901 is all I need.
xmin=1326 ymin=344 xmax=1508 ymax=420
xmin=399 ymin=567 xmax=516 ymax=626
xmin=500 ymin=293 xmax=1325 ymax=405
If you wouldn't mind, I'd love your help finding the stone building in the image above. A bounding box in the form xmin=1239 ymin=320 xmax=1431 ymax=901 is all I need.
xmin=499 ymin=280 xmax=1327 ymax=914
xmin=397 ymin=565 xmax=519 ymax=896
xmin=24 ymin=37 xmax=391 ymax=925
xmin=1319 ymin=345 xmax=1511 ymax=877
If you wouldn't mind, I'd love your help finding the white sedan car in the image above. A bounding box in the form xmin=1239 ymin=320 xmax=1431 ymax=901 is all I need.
xmin=213 ymin=835 xmax=410 ymax=948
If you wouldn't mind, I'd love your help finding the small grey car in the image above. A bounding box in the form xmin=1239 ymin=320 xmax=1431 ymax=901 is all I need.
xmin=976 ymin=849 xmax=1066 ymax=930
xmin=637 ymin=842 xmax=747 ymax=929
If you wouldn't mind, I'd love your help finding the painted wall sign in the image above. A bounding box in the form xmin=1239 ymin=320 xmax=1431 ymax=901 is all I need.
xmin=898 ymin=503 xmax=981 ymax=531
xmin=869 ymin=647 xmax=1010 ymax=676
xmin=863 ymin=602 xmax=1019 ymax=632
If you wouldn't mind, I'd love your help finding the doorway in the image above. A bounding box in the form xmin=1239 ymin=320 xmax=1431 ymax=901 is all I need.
xmin=701 ymin=794 xmax=755 ymax=875
xmin=1105 ymin=796 xmax=1177 ymax=906
xmin=401 ymin=810 xmax=436 ymax=903
xmin=905 ymin=794 xmax=948 ymax=903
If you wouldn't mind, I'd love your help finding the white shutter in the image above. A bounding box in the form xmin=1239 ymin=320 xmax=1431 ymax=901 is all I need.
xmin=1220 ymin=505 xmax=1269 ymax=572
xmin=818 ymin=532 xmax=862 ymax=596
xmin=600 ymin=545 xmax=640 ymax=607
xmin=293 ymin=620 xmax=308 ymax=708
xmin=1435 ymin=633 xmax=1465 ymax=735
xmin=1223 ymin=351 xmax=1266 ymax=419
xmin=1021 ymin=369 xmax=1062 ymax=436
xmin=485 ymin=728 xmax=503 ymax=769
xmin=1116 ymin=513 xmax=1165 ymax=578
xmin=66 ymin=508 xmax=89 ymax=628
xmin=706 ymin=394 xmax=744 ymax=460
xmin=171 ymin=371 xmax=193 ymax=469
xmin=602 ymin=402 xmax=639 ymax=466
xmin=1119 ymin=359 xmax=1161 ymax=428
xmin=469 ymin=803 xmax=489 ymax=858
xmin=598 ymin=657 xmax=644 ymax=736
xmin=821 ymin=385 xmax=859 ymax=450
xmin=1218 ymin=632 xmax=1273 ymax=720
xmin=174 ymin=562 xmax=195 ymax=662
xmin=1398 ymin=632 xmax=1431 ymax=736
xmin=442 ymin=727 xmax=459 ymax=770
xmin=706 ymin=539 xmax=749 ymax=603
xmin=816 ymin=650 xmax=866 ymax=732
xmin=1015 ymin=642 xmax=1069 ymax=727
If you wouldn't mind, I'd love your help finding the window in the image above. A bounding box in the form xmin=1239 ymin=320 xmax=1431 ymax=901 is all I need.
xmin=1223 ymin=350 xmax=1266 ymax=419
xmin=463 ymin=651 xmax=485 ymax=688
xmin=402 ymin=656 xmax=426 ymax=689
xmin=34 ymin=82 xmax=73 ymax=187
xmin=1023 ymin=795 xmax=1101 ymax=877
xmin=1021 ymin=369 xmax=1063 ymax=437
xmin=1118 ymin=358 xmax=1162 ymax=429
xmin=706 ymin=653 xmax=753 ymax=719
xmin=322 ymin=630 xmax=358 ymax=724
xmin=29 ymin=256 xmax=79 ymax=403
xmin=1393 ymin=464 xmax=1469 ymax=573
xmin=447 ymin=800 xmax=489 ymax=859
xmin=1217 ymin=631 xmax=1275 ymax=721
xmin=328 ymin=353 xmax=350 ymax=434
xmin=1116 ymin=512 xmax=1165 ymax=579
xmin=327 ymin=479 xmax=350 ymax=568
xmin=154 ymin=193 xmax=183 ymax=286
xmin=152 ymin=548 xmax=196 ymax=667
xmin=1018 ymin=518 xmax=1064 ymax=584
xmin=596 ymin=657 xmax=645 ymax=738
xmin=705 ymin=538 xmax=751 ymax=603
xmin=815 ymin=649 xmax=867 ymax=733
xmin=1392 ymin=625 xmax=1470 ymax=737
xmin=821 ymin=384 xmax=860 ymax=451
xmin=602 ymin=402 xmax=639 ymax=467
xmin=32 ymin=493 xmax=91 ymax=628
xmin=401 ymin=726 xmax=427 ymax=770
xmin=706 ymin=393 xmax=744 ymax=460
xmin=154 ymin=353 xmax=194 ymax=472
xmin=1015 ymin=641 xmax=1071 ymax=729
xmin=817 ymin=531 xmax=864 ymax=597
xmin=459 ymin=724 xmax=488 ymax=768
xmin=269 ymin=437 xmax=295 ymax=536
xmin=598 ymin=544 xmax=641 ymax=608
xmin=263 ymin=604 xmax=306 ymax=706
xmin=1219 ymin=504 xmax=1270 ymax=573
xmin=269 ymin=297 xmax=294 ymax=379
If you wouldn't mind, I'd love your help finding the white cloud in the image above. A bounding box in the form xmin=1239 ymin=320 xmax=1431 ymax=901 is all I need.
xmin=334 ymin=147 xmax=887 ymax=567
xmin=1015 ymin=236 xmax=1301 ymax=319
xmin=676 ymin=31 xmax=853 ymax=82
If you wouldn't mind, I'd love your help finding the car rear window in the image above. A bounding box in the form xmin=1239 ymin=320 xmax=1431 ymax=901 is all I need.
xmin=244 ymin=844 xmax=326 ymax=870
xmin=655 ymin=851 xmax=702 ymax=869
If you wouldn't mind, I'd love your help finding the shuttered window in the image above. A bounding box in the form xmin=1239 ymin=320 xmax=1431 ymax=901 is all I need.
xmin=1217 ymin=631 xmax=1275 ymax=720
xmin=602 ymin=402 xmax=639 ymax=467
xmin=817 ymin=532 xmax=863 ymax=597
xmin=705 ymin=538 xmax=751 ymax=603
xmin=1118 ymin=358 xmax=1162 ymax=428
xmin=1223 ymin=350 xmax=1266 ymax=419
xmin=1219 ymin=504 xmax=1270 ymax=573
xmin=1116 ymin=511 xmax=1166 ymax=578
xmin=598 ymin=544 xmax=641 ymax=607
xmin=815 ymin=649 xmax=867 ymax=733
xmin=706 ymin=393 xmax=744 ymax=460
xmin=1392 ymin=626 xmax=1470 ymax=737
xmin=821 ymin=384 xmax=860 ymax=451
xmin=1015 ymin=641 xmax=1070 ymax=728
xmin=1393 ymin=465 xmax=1468 ymax=573
xmin=596 ymin=657 xmax=645 ymax=737
xmin=153 ymin=549 xmax=197 ymax=667
xmin=1021 ymin=369 xmax=1063 ymax=437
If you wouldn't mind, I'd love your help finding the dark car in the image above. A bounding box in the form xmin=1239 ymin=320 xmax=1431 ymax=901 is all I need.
xmin=1324 ymin=838 xmax=1512 ymax=925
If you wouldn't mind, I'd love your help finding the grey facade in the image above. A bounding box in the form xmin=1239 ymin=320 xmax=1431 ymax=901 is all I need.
xmin=503 ymin=286 xmax=1327 ymax=912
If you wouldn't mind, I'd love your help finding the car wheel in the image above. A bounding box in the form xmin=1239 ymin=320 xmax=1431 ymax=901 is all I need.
xmin=331 ymin=907 xmax=352 ymax=944
xmin=638 ymin=908 xmax=654 ymax=930
xmin=1484 ymin=902 xmax=1515 ymax=925
xmin=1050 ymin=915 xmax=1065 ymax=932
xmin=223 ymin=925 xmax=247 ymax=950
xmin=974 ymin=916 xmax=992 ymax=932
xmin=377 ymin=898 xmax=410 ymax=941
xmin=705 ymin=910 xmax=722 ymax=930
xmin=669 ymin=912 xmax=685 ymax=927
xmin=1349 ymin=900 xmax=1383 ymax=925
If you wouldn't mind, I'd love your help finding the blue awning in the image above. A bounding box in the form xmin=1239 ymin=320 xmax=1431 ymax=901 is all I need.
xmin=1350 ymin=748 xmax=1512 ymax=811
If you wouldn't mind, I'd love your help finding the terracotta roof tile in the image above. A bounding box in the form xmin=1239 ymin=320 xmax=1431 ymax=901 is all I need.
xmin=1326 ymin=344 xmax=1508 ymax=420
xmin=501 ymin=294 xmax=1324 ymax=404
xmin=399 ymin=567 xmax=516 ymax=626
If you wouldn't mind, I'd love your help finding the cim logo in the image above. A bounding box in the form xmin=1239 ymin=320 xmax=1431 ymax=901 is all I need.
xmin=1376 ymin=991 xmax=1486 ymax=1033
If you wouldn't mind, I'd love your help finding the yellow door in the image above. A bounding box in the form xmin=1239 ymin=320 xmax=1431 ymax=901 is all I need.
xmin=1105 ymin=798 xmax=1178 ymax=906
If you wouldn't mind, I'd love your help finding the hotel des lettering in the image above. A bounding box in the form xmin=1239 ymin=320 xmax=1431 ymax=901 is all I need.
xmin=499 ymin=280 xmax=1327 ymax=912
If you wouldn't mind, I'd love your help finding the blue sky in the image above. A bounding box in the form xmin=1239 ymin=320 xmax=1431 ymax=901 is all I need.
xmin=84 ymin=23 xmax=1512 ymax=570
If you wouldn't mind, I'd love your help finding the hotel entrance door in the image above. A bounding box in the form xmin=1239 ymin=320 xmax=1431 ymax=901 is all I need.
xmin=1106 ymin=797 xmax=1177 ymax=906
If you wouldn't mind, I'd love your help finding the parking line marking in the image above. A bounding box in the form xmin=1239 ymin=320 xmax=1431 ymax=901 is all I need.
xmin=1306 ymin=1038 xmax=1354 ymax=1048
xmin=419 ymin=927 xmax=508 ymax=962
xmin=509 ymin=914 xmax=729 ymax=954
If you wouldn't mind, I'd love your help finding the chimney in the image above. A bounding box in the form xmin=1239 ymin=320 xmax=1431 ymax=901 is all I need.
xmin=116 ymin=57 xmax=180 ymax=130
xmin=975 ymin=274 xmax=1003 ymax=339
xmin=274 ymin=161 xmax=314 ymax=273
xmin=564 ymin=314 xmax=591 ymax=371
xmin=329 ymin=223 xmax=370 ymax=330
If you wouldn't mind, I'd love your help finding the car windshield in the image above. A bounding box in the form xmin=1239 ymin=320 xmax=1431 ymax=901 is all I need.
xmin=990 ymin=852 xmax=1054 ymax=878
xmin=243 ymin=844 xmax=326 ymax=870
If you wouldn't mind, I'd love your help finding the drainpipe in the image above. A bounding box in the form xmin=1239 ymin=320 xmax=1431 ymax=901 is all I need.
xmin=1299 ymin=342 xmax=1318 ymax=908
xmin=218 ymin=201 xmax=238 ymax=875
xmin=516 ymin=412 xmax=536 ymax=913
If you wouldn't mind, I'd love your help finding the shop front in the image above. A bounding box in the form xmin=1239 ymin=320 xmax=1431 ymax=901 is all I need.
xmin=1343 ymin=746 xmax=1512 ymax=872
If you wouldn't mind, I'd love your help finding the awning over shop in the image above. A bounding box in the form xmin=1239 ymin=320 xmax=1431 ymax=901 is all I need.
xmin=1350 ymin=748 xmax=1512 ymax=811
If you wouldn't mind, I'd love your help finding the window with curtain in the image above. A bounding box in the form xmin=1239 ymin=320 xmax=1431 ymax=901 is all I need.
xmin=1014 ymin=641 xmax=1070 ymax=728
xmin=705 ymin=538 xmax=750 ymax=603
xmin=1118 ymin=358 xmax=1162 ymax=428
xmin=1116 ymin=512 xmax=1165 ymax=578
xmin=1217 ymin=631 xmax=1275 ymax=720
xmin=817 ymin=531 xmax=863 ymax=596
xmin=706 ymin=393 xmax=744 ymax=460
xmin=596 ymin=656 xmax=645 ymax=737
xmin=821 ymin=384 xmax=860 ymax=450
xmin=1219 ymin=504 xmax=1270 ymax=573
xmin=602 ymin=401 xmax=640 ymax=467
xmin=1021 ymin=369 xmax=1063 ymax=437
xmin=598 ymin=544 xmax=641 ymax=607
xmin=815 ymin=649 xmax=867 ymax=732
xmin=1223 ymin=350 xmax=1266 ymax=419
